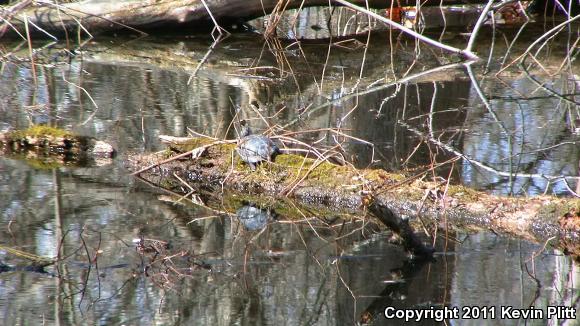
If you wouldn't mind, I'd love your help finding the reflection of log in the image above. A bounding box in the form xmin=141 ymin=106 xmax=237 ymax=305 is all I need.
xmin=369 ymin=200 xmax=434 ymax=257
xmin=11 ymin=0 xmax=477 ymax=34
xmin=0 ymin=244 xmax=54 ymax=274
xmin=358 ymin=257 xmax=432 ymax=324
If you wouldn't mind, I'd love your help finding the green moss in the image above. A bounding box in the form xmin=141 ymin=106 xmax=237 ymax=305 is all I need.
xmin=161 ymin=148 xmax=175 ymax=159
xmin=221 ymin=149 xmax=412 ymax=191
xmin=273 ymin=154 xmax=350 ymax=184
xmin=446 ymin=184 xmax=481 ymax=201
xmin=538 ymin=199 xmax=580 ymax=221
xmin=169 ymin=137 xmax=216 ymax=153
xmin=361 ymin=169 xmax=407 ymax=187
xmin=3 ymin=152 xmax=68 ymax=169
xmin=217 ymin=143 xmax=237 ymax=155
xmin=10 ymin=125 xmax=72 ymax=139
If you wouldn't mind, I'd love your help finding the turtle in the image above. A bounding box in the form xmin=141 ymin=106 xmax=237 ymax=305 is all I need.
xmin=236 ymin=122 xmax=280 ymax=171
xmin=235 ymin=204 xmax=274 ymax=231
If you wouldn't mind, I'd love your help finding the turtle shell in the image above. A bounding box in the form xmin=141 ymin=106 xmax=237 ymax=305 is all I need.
xmin=236 ymin=134 xmax=279 ymax=169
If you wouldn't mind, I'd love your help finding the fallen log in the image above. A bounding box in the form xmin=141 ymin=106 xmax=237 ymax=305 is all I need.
xmin=0 ymin=125 xmax=115 ymax=166
xmin=3 ymin=0 xmax=483 ymax=35
xmin=127 ymin=135 xmax=580 ymax=260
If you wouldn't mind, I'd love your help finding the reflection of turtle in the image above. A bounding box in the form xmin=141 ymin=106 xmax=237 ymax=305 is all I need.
xmin=236 ymin=121 xmax=280 ymax=171
xmin=236 ymin=205 xmax=274 ymax=231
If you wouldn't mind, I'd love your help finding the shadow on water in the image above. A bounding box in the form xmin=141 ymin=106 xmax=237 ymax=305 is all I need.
xmin=0 ymin=22 xmax=579 ymax=325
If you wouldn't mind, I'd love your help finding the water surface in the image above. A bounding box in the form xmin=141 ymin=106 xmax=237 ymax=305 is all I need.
xmin=0 ymin=24 xmax=579 ymax=325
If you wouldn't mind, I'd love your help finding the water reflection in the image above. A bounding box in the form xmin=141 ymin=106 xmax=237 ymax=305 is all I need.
xmin=449 ymin=234 xmax=578 ymax=326
xmin=1 ymin=161 xmax=576 ymax=325
xmin=1 ymin=31 xmax=578 ymax=194
xmin=462 ymin=75 xmax=580 ymax=196
xmin=236 ymin=204 xmax=276 ymax=231
xmin=0 ymin=26 xmax=579 ymax=325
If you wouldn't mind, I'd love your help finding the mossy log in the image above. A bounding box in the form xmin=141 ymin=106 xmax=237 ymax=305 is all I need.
xmin=0 ymin=125 xmax=115 ymax=166
xmin=3 ymin=0 xmax=483 ymax=35
xmin=127 ymin=136 xmax=580 ymax=259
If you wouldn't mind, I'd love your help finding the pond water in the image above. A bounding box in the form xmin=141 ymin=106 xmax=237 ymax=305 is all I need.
xmin=0 ymin=21 xmax=579 ymax=325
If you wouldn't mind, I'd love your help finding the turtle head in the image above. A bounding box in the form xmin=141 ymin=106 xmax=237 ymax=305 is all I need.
xmin=239 ymin=120 xmax=252 ymax=138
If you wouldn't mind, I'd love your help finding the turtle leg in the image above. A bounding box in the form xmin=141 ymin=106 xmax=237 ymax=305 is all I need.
xmin=249 ymin=162 xmax=257 ymax=171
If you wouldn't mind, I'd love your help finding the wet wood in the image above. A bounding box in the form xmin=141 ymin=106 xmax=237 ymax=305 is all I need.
xmin=127 ymin=136 xmax=580 ymax=260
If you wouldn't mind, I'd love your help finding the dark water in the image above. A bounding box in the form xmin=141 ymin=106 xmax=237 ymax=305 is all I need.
xmin=0 ymin=23 xmax=579 ymax=325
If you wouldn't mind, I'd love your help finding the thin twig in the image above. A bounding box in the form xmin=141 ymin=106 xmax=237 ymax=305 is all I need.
xmin=131 ymin=141 xmax=230 ymax=176
xmin=0 ymin=0 xmax=32 ymax=38
xmin=0 ymin=16 xmax=26 ymax=40
xmin=188 ymin=29 xmax=227 ymax=84
xmin=24 ymin=15 xmax=58 ymax=40
xmin=281 ymin=61 xmax=466 ymax=131
xmin=521 ymin=14 xmax=580 ymax=65
xmin=22 ymin=14 xmax=37 ymax=86
xmin=61 ymin=71 xmax=100 ymax=121
xmin=200 ymin=0 xmax=230 ymax=39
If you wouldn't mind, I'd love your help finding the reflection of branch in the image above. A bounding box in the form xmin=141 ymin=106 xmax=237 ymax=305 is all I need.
xmin=282 ymin=61 xmax=465 ymax=130
xmin=523 ymin=261 xmax=542 ymax=307
xmin=520 ymin=14 xmax=580 ymax=66
xmin=520 ymin=61 xmax=580 ymax=107
xmin=465 ymin=62 xmax=520 ymax=187
xmin=134 ymin=175 xmax=236 ymax=221
xmin=465 ymin=62 xmax=580 ymax=189
xmin=398 ymin=120 xmax=580 ymax=182
xmin=188 ymin=34 xmax=227 ymax=84
xmin=332 ymin=0 xmax=478 ymax=59
xmin=497 ymin=20 xmax=529 ymax=71
xmin=464 ymin=62 xmax=507 ymax=132
xmin=369 ymin=200 xmax=435 ymax=257
xmin=23 ymin=13 xmax=37 ymax=85
xmin=61 ymin=71 xmax=100 ymax=125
